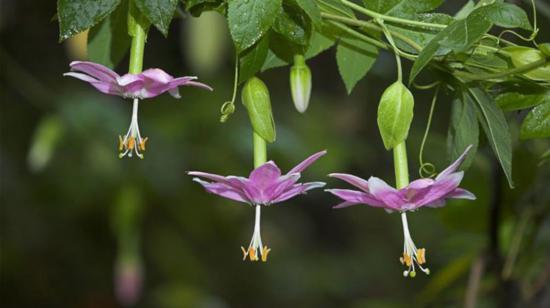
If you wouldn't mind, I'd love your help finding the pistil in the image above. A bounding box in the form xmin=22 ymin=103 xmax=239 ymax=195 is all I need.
xmin=241 ymin=205 xmax=271 ymax=262
xmin=400 ymin=212 xmax=430 ymax=277
xmin=119 ymin=98 xmax=148 ymax=159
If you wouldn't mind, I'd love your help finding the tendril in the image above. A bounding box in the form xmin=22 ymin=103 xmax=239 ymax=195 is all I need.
xmin=379 ymin=20 xmax=403 ymax=82
xmin=413 ymin=81 xmax=440 ymax=90
xmin=220 ymin=53 xmax=239 ymax=123
xmin=418 ymin=86 xmax=439 ymax=179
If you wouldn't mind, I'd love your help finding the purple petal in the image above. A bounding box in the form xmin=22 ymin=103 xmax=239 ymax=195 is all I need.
xmin=69 ymin=61 xmax=120 ymax=82
xmin=192 ymin=178 xmax=249 ymax=203
xmin=413 ymin=172 xmax=465 ymax=207
xmin=270 ymin=181 xmax=325 ymax=204
xmin=328 ymin=173 xmax=370 ymax=192
xmin=287 ymin=150 xmax=327 ymax=174
xmin=249 ymin=161 xmax=282 ymax=190
xmin=183 ymin=80 xmax=214 ymax=91
xmin=333 ymin=201 xmax=361 ymax=209
xmin=436 ymin=145 xmax=473 ymax=180
xmin=264 ymin=173 xmax=301 ymax=201
xmin=326 ymin=188 xmax=386 ymax=207
xmin=446 ymin=188 xmax=476 ymax=200
xmin=141 ymin=68 xmax=174 ymax=83
xmin=64 ymin=72 xmax=121 ymax=95
xmin=367 ymin=177 xmax=405 ymax=209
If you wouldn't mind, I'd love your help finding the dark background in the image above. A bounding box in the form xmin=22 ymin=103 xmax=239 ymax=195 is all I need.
xmin=1 ymin=1 xmax=549 ymax=307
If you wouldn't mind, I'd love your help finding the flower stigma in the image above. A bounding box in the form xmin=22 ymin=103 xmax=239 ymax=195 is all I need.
xmin=241 ymin=205 xmax=271 ymax=262
xmin=119 ymin=98 xmax=148 ymax=159
xmin=400 ymin=213 xmax=430 ymax=277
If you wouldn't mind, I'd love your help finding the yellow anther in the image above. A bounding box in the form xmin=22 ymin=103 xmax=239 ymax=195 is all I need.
xmin=402 ymin=253 xmax=412 ymax=267
xmin=139 ymin=137 xmax=149 ymax=151
xmin=417 ymin=248 xmax=426 ymax=265
xmin=127 ymin=136 xmax=136 ymax=150
xmin=249 ymin=247 xmax=258 ymax=261
xmin=261 ymin=246 xmax=271 ymax=262
xmin=118 ymin=135 xmax=125 ymax=151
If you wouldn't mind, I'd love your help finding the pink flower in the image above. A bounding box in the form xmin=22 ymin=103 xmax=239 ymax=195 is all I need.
xmin=63 ymin=61 xmax=212 ymax=158
xmin=326 ymin=146 xmax=475 ymax=277
xmin=188 ymin=150 xmax=326 ymax=261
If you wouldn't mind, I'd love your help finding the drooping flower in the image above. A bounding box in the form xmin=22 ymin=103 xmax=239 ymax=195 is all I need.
xmin=63 ymin=61 xmax=212 ymax=158
xmin=326 ymin=145 xmax=475 ymax=277
xmin=188 ymin=150 xmax=327 ymax=262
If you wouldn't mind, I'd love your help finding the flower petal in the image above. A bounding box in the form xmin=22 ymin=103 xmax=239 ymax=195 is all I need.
xmin=326 ymin=188 xmax=386 ymax=207
xmin=446 ymin=188 xmax=476 ymax=200
xmin=413 ymin=172 xmax=465 ymax=208
xmin=192 ymin=178 xmax=248 ymax=203
xmin=333 ymin=201 xmax=361 ymax=209
xmin=328 ymin=173 xmax=370 ymax=192
xmin=436 ymin=145 xmax=473 ymax=180
xmin=249 ymin=161 xmax=282 ymax=190
xmin=367 ymin=177 xmax=405 ymax=209
xmin=64 ymin=72 xmax=121 ymax=95
xmin=270 ymin=181 xmax=325 ymax=204
xmin=287 ymin=150 xmax=327 ymax=174
xmin=69 ymin=61 xmax=120 ymax=82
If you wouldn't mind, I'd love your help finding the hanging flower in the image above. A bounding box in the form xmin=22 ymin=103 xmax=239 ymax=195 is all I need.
xmin=63 ymin=61 xmax=212 ymax=158
xmin=188 ymin=150 xmax=327 ymax=262
xmin=326 ymin=145 xmax=475 ymax=277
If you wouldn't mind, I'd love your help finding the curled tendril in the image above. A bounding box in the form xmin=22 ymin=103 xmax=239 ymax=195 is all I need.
xmin=220 ymin=101 xmax=235 ymax=123
xmin=220 ymin=53 xmax=240 ymax=123
xmin=413 ymin=81 xmax=440 ymax=90
xmin=418 ymin=86 xmax=439 ymax=179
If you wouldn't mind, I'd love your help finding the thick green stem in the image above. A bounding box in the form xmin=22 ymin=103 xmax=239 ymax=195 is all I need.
xmin=128 ymin=20 xmax=147 ymax=74
xmin=393 ymin=142 xmax=409 ymax=189
xmin=253 ymin=132 xmax=267 ymax=168
xmin=454 ymin=57 xmax=548 ymax=81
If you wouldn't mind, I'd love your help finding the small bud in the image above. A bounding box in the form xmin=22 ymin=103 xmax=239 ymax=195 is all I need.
xmin=290 ymin=55 xmax=312 ymax=113
xmin=241 ymin=77 xmax=276 ymax=143
xmin=538 ymin=43 xmax=550 ymax=57
xmin=377 ymin=81 xmax=414 ymax=150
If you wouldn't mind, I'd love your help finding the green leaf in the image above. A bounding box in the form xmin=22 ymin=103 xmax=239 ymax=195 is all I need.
xmin=409 ymin=7 xmax=492 ymax=82
xmin=336 ymin=37 xmax=378 ymax=94
xmin=316 ymin=0 xmax=354 ymax=18
xmin=480 ymin=3 xmax=532 ymax=30
xmin=468 ymin=88 xmax=514 ymax=188
xmin=296 ymin=0 xmax=322 ymax=28
xmin=57 ymin=0 xmax=121 ymax=41
xmin=363 ymin=0 xmax=443 ymax=17
xmin=496 ymin=92 xmax=549 ymax=111
xmin=134 ymin=0 xmax=178 ymax=37
xmin=377 ymin=82 xmax=414 ymax=150
xmin=520 ymin=102 xmax=550 ymax=139
xmin=454 ymin=0 xmax=475 ymax=19
xmin=239 ymin=35 xmax=270 ymax=83
xmin=228 ymin=0 xmax=282 ymax=52
xmin=388 ymin=13 xmax=453 ymax=54
xmin=447 ymin=92 xmax=478 ymax=170
xmin=185 ymin=0 xmax=224 ymax=17
xmin=87 ymin=0 xmax=131 ymax=68
xmin=272 ymin=4 xmax=311 ymax=49
xmin=505 ymin=47 xmax=550 ymax=81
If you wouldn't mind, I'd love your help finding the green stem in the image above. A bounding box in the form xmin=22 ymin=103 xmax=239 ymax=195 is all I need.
xmin=393 ymin=142 xmax=409 ymax=189
xmin=128 ymin=19 xmax=147 ymax=74
xmin=253 ymin=132 xmax=267 ymax=168
xmin=454 ymin=57 xmax=548 ymax=81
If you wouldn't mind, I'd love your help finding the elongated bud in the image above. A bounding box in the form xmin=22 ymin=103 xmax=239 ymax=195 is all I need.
xmin=241 ymin=77 xmax=276 ymax=143
xmin=538 ymin=43 xmax=550 ymax=57
xmin=290 ymin=55 xmax=312 ymax=113
xmin=504 ymin=46 xmax=550 ymax=81
xmin=377 ymin=81 xmax=414 ymax=150
xmin=115 ymin=256 xmax=143 ymax=307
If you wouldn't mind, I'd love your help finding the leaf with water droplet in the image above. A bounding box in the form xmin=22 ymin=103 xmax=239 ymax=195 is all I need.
xmin=57 ymin=0 xmax=121 ymax=41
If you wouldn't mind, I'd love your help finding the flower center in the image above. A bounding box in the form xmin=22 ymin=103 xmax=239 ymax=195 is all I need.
xmin=119 ymin=98 xmax=148 ymax=159
xmin=400 ymin=213 xmax=430 ymax=277
xmin=241 ymin=206 xmax=271 ymax=262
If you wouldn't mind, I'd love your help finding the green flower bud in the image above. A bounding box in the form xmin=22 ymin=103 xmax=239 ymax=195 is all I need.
xmin=538 ymin=43 xmax=550 ymax=57
xmin=241 ymin=77 xmax=276 ymax=143
xmin=504 ymin=46 xmax=550 ymax=81
xmin=290 ymin=55 xmax=312 ymax=113
xmin=377 ymin=81 xmax=414 ymax=150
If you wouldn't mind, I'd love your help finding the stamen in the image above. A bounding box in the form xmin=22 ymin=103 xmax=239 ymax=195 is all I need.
xmin=261 ymin=246 xmax=271 ymax=262
xmin=241 ymin=246 xmax=248 ymax=261
xmin=118 ymin=99 xmax=149 ymax=159
xmin=400 ymin=213 xmax=430 ymax=277
xmin=242 ymin=206 xmax=271 ymax=262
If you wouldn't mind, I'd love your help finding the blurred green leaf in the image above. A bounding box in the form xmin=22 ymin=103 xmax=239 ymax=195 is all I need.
xmin=479 ymin=3 xmax=532 ymax=30
xmin=228 ymin=0 xmax=282 ymax=52
xmin=469 ymin=87 xmax=514 ymax=188
xmin=27 ymin=115 xmax=65 ymax=173
xmin=336 ymin=37 xmax=378 ymax=94
xmin=57 ymin=0 xmax=121 ymax=41
xmin=135 ymin=0 xmax=178 ymax=36
xmin=447 ymin=92 xmax=478 ymax=170
xmin=87 ymin=0 xmax=131 ymax=68
xmin=520 ymin=101 xmax=550 ymax=139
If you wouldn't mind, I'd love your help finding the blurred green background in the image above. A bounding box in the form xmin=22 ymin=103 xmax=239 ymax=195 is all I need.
xmin=1 ymin=1 xmax=549 ymax=308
